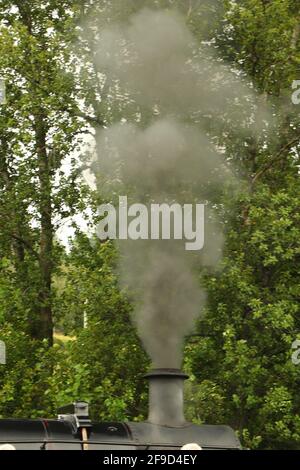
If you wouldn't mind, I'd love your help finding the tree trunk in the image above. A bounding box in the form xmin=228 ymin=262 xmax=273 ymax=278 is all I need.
xmin=34 ymin=113 xmax=53 ymax=346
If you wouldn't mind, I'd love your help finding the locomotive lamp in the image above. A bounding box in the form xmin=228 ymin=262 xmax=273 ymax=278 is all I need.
xmin=58 ymin=401 xmax=92 ymax=431
xmin=58 ymin=401 xmax=92 ymax=451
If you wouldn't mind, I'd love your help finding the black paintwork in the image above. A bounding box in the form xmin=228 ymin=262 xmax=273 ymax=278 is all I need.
xmin=0 ymin=419 xmax=241 ymax=450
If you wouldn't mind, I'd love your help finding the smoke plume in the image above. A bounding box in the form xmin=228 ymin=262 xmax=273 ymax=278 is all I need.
xmin=89 ymin=7 xmax=271 ymax=368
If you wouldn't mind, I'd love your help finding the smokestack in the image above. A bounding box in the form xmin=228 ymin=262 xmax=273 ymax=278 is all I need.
xmin=145 ymin=368 xmax=188 ymax=427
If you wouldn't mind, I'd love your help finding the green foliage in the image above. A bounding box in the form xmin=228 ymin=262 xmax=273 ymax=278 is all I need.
xmin=52 ymin=234 xmax=149 ymax=421
xmin=186 ymin=0 xmax=300 ymax=449
xmin=189 ymin=179 xmax=300 ymax=449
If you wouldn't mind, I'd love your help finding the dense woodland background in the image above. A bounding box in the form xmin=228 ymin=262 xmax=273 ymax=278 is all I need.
xmin=0 ymin=0 xmax=300 ymax=449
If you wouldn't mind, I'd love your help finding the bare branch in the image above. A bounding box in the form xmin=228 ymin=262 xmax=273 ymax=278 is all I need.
xmin=251 ymin=134 xmax=300 ymax=187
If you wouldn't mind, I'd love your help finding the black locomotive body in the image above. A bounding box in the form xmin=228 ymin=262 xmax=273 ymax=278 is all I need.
xmin=0 ymin=370 xmax=242 ymax=450
xmin=0 ymin=418 xmax=241 ymax=450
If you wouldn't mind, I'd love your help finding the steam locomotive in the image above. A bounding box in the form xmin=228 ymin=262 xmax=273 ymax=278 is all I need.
xmin=0 ymin=369 xmax=241 ymax=450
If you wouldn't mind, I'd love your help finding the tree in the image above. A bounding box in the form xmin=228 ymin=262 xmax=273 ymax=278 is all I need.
xmin=0 ymin=0 xmax=89 ymax=344
xmin=189 ymin=0 xmax=300 ymax=449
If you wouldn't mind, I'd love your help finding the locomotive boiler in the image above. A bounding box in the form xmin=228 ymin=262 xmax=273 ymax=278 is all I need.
xmin=0 ymin=368 xmax=241 ymax=450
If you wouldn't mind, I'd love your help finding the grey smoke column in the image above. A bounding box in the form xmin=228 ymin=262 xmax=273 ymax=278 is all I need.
xmin=145 ymin=369 xmax=188 ymax=427
xmin=90 ymin=6 xmax=272 ymax=370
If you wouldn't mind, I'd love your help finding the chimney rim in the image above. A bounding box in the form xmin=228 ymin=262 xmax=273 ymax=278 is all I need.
xmin=144 ymin=368 xmax=189 ymax=380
